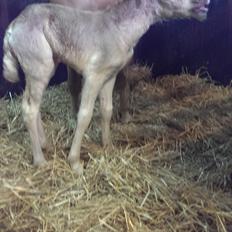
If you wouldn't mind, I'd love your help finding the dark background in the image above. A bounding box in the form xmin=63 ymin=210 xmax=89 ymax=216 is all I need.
xmin=0 ymin=0 xmax=231 ymax=97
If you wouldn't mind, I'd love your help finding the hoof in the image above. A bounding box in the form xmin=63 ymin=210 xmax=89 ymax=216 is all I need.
xmin=41 ymin=142 xmax=53 ymax=153
xmin=121 ymin=112 xmax=131 ymax=124
xmin=39 ymin=137 xmax=47 ymax=150
xmin=103 ymin=141 xmax=114 ymax=152
xmin=69 ymin=160 xmax=84 ymax=176
xmin=40 ymin=141 xmax=48 ymax=150
xmin=33 ymin=157 xmax=48 ymax=167
xmin=102 ymin=137 xmax=113 ymax=150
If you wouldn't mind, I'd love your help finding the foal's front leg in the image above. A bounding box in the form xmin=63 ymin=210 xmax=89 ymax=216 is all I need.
xmin=68 ymin=73 xmax=107 ymax=175
xmin=22 ymin=77 xmax=48 ymax=166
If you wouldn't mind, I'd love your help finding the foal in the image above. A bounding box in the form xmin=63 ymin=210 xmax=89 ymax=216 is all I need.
xmin=3 ymin=0 xmax=210 ymax=174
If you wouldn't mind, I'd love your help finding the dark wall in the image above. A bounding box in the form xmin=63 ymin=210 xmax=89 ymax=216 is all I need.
xmin=135 ymin=0 xmax=232 ymax=84
xmin=0 ymin=0 xmax=231 ymax=97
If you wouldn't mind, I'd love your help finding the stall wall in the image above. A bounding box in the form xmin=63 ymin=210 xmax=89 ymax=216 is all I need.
xmin=0 ymin=0 xmax=231 ymax=97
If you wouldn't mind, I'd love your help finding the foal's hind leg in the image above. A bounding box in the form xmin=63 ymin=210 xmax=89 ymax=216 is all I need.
xmin=22 ymin=78 xmax=49 ymax=166
xmin=99 ymin=76 xmax=116 ymax=147
xmin=67 ymin=66 xmax=83 ymax=116
xmin=117 ymin=70 xmax=131 ymax=123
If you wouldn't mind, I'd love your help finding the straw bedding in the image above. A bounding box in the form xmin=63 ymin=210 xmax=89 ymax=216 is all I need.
xmin=0 ymin=66 xmax=232 ymax=231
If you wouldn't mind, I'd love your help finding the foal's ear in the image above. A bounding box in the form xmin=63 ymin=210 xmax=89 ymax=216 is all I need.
xmin=135 ymin=0 xmax=142 ymax=8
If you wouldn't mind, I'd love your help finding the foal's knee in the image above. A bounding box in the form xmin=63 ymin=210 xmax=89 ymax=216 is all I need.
xmin=77 ymin=107 xmax=93 ymax=131
xmin=22 ymin=97 xmax=38 ymax=126
xmin=101 ymin=105 xmax=113 ymax=121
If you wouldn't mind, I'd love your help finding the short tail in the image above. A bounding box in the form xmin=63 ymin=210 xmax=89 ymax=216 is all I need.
xmin=3 ymin=29 xmax=19 ymax=83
